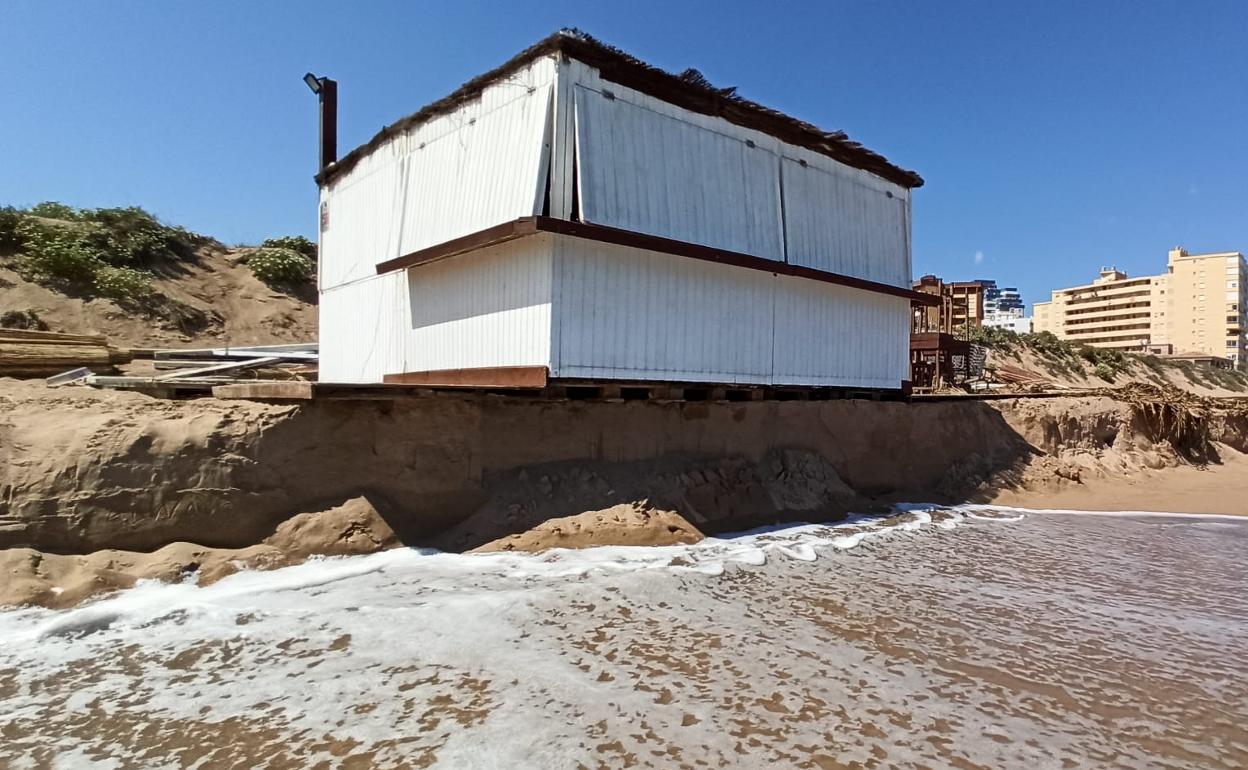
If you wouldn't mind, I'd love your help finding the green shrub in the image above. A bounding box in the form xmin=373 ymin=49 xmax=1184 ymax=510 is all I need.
xmin=7 ymin=202 xmax=208 ymax=295
xmin=94 ymin=265 xmax=154 ymax=302
xmin=1021 ymin=331 xmax=1071 ymax=359
xmin=260 ymin=235 xmax=317 ymax=260
xmin=1093 ymin=362 xmax=1116 ymax=381
xmin=15 ymin=219 xmax=103 ymax=284
xmin=966 ymin=325 xmax=1021 ymax=351
xmin=84 ymin=206 xmax=198 ymax=265
xmin=248 ymin=247 xmax=312 ymax=285
xmin=0 ymin=206 xmax=23 ymax=251
xmin=26 ymin=201 xmax=79 ymax=220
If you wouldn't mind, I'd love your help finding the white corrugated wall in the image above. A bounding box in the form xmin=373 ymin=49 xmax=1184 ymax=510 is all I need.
xmin=551 ymin=236 xmax=773 ymax=383
xmin=395 ymin=84 xmax=552 ymax=255
xmin=319 ymin=54 xmax=912 ymax=388
xmin=771 ymin=275 xmax=909 ymax=388
xmin=550 ymin=235 xmax=906 ymax=387
xmin=573 ymin=85 xmax=784 ymax=260
xmin=404 ymin=236 xmax=553 ymax=373
xmin=780 ymin=150 xmax=911 ymax=287
xmin=319 ymin=272 xmax=408 ymax=383
xmin=318 ymin=56 xmax=556 ymax=293
xmin=566 ymin=60 xmax=911 ymax=288
xmin=318 ymin=56 xmax=556 ymax=380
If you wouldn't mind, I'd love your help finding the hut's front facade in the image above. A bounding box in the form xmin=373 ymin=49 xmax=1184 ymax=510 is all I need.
xmin=317 ymin=31 xmax=927 ymax=391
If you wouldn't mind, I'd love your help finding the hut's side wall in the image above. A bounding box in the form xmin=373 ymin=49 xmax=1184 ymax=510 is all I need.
xmin=318 ymin=56 xmax=556 ymax=382
xmin=572 ymin=84 xmax=785 ymax=261
xmin=770 ymin=275 xmax=910 ymax=388
xmin=780 ymin=152 xmax=911 ymax=288
xmin=550 ymin=235 xmax=908 ymax=388
xmin=319 ymin=270 xmax=408 ymax=383
xmin=566 ymin=59 xmax=911 ymax=289
xmin=550 ymin=236 xmax=774 ymax=384
xmin=403 ymin=236 xmax=554 ymax=374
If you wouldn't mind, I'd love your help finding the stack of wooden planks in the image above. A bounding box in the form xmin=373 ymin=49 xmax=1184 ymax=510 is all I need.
xmin=0 ymin=328 xmax=132 ymax=378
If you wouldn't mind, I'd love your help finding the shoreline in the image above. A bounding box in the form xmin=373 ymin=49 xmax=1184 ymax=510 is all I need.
xmin=987 ymin=447 xmax=1248 ymax=517
xmin=4 ymin=461 xmax=1245 ymax=610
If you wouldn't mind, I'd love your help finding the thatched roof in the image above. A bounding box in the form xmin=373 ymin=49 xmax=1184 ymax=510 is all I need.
xmin=317 ymin=29 xmax=923 ymax=189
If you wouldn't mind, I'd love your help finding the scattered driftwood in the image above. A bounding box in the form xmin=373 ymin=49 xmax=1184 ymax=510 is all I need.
xmin=1098 ymin=383 xmax=1215 ymax=461
xmin=0 ymin=329 xmax=131 ymax=378
xmin=992 ymin=364 xmax=1053 ymax=388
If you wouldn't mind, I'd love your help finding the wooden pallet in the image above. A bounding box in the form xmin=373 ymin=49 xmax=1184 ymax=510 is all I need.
xmin=209 ymin=380 xmax=899 ymax=403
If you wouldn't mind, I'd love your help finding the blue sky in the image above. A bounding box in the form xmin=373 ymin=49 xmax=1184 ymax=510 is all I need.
xmin=2 ymin=1 xmax=1245 ymax=309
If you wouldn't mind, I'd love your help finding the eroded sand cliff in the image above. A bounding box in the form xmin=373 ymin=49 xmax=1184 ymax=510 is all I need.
xmin=2 ymin=378 xmax=1245 ymax=606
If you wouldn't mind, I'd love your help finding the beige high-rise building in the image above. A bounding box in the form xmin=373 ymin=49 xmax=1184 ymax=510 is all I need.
xmin=1032 ymin=267 xmax=1169 ymax=350
xmin=1165 ymin=248 xmax=1248 ymax=367
xmin=1033 ymin=247 xmax=1247 ymax=368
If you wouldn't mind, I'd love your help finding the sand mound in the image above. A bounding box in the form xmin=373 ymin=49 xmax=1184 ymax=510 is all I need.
xmin=0 ymin=245 xmax=316 ymax=349
xmin=0 ymin=496 xmax=396 ymax=609
xmin=266 ymin=496 xmax=399 ymax=558
xmin=471 ymin=503 xmax=704 ymax=553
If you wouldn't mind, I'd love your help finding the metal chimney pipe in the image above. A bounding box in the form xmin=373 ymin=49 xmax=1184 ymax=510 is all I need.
xmin=318 ymin=78 xmax=338 ymax=171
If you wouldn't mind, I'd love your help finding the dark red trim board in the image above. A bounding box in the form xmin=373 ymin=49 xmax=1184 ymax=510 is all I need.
xmin=377 ymin=217 xmax=939 ymax=306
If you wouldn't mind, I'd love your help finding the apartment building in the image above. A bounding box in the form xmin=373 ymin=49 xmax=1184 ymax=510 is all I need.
xmin=1165 ymin=248 xmax=1247 ymax=367
xmin=1033 ymin=248 xmax=1247 ymax=367
xmin=1032 ymin=267 xmax=1167 ymax=350
xmin=981 ymin=281 xmax=1024 ymax=315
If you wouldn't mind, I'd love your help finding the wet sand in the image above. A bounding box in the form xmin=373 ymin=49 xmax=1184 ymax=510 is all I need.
xmin=1 ymin=507 xmax=1245 ymax=768
xmin=992 ymin=448 xmax=1248 ymax=516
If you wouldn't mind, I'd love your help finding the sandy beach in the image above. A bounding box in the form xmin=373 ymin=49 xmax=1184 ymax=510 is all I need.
xmin=992 ymin=447 xmax=1248 ymax=516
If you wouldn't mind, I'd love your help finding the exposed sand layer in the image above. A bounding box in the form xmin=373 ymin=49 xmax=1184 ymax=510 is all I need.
xmin=991 ymin=447 xmax=1248 ymax=515
xmin=1 ymin=377 xmax=1246 ymax=607
xmin=471 ymin=503 xmax=704 ymax=553
xmin=0 ymin=497 xmax=396 ymax=608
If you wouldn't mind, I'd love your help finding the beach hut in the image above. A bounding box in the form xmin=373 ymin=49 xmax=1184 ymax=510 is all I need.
xmin=315 ymin=30 xmax=929 ymax=392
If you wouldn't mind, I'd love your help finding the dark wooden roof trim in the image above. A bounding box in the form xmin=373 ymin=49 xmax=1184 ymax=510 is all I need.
xmin=318 ymin=30 xmax=923 ymax=190
xmin=376 ymin=216 xmax=939 ymax=306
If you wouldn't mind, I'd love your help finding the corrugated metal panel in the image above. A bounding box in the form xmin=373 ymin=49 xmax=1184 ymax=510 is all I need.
xmin=771 ymin=275 xmax=909 ymax=388
xmin=318 ymin=57 xmax=555 ymax=292
xmin=565 ymin=59 xmax=783 ymax=154
xmin=319 ymin=272 xmax=407 ymax=383
xmin=566 ymin=60 xmax=911 ymax=288
xmin=552 ymin=236 xmax=774 ymax=383
xmin=318 ymin=152 xmax=405 ymax=290
xmin=405 ymin=236 xmax=553 ymax=372
xmin=574 ymin=85 xmax=784 ymax=261
xmin=396 ymin=84 xmax=552 ymax=255
xmin=781 ymin=155 xmax=910 ymax=287
xmin=552 ymin=235 xmax=907 ymax=387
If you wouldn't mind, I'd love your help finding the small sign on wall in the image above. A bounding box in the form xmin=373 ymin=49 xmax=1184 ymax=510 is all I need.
xmin=320 ymin=202 xmax=329 ymax=231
